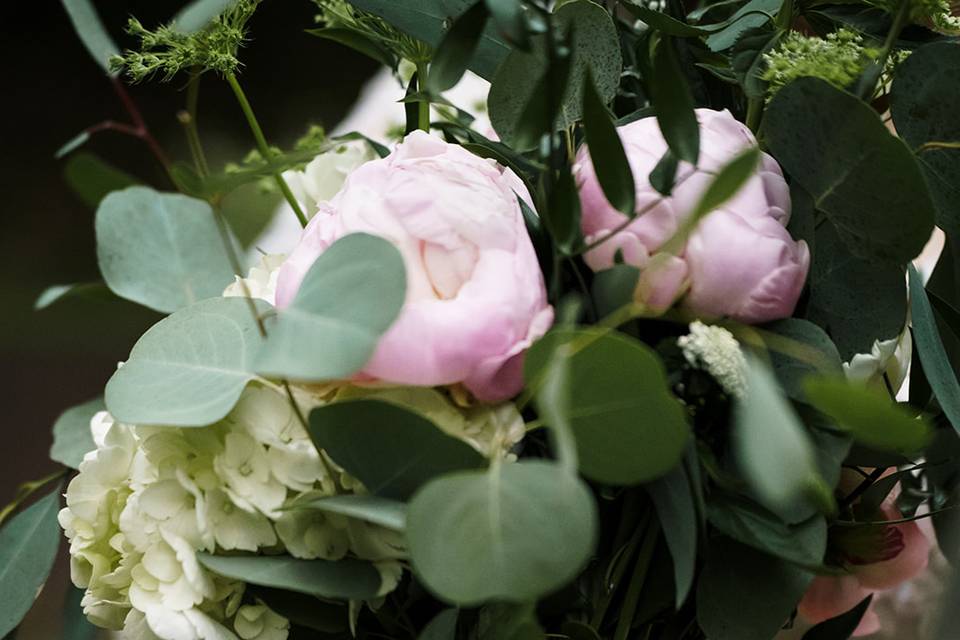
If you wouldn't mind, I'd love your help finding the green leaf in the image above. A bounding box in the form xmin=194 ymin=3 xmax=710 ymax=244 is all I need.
xmin=731 ymin=27 xmax=781 ymax=99
xmin=419 ymin=609 xmax=459 ymax=640
xmin=62 ymin=587 xmax=98 ymax=640
xmin=477 ymin=603 xmax=544 ymax=640
xmin=173 ymin=0 xmax=237 ymax=33
xmin=105 ymin=297 xmax=268 ymax=427
xmin=509 ymin=35 xmax=573 ymax=151
xmin=802 ymin=595 xmax=872 ymax=640
xmin=559 ymin=621 xmax=602 ymax=640
xmin=622 ymin=3 xmax=715 ymax=36
xmin=0 ymin=489 xmax=63 ymax=638
xmin=407 ymin=461 xmax=597 ymax=604
xmin=734 ymin=357 xmax=828 ymax=517
xmin=488 ymin=0 xmax=622 ymax=146
xmin=34 ymin=282 xmax=115 ymax=311
xmin=762 ymin=77 xmax=935 ymax=263
xmin=890 ymin=42 xmax=960 ymax=237
xmin=708 ymin=494 xmax=826 ymax=566
xmin=347 ymin=0 xmax=510 ymax=80
xmin=650 ymin=36 xmax=700 ymax=165
xmin=308 ymin=400 xmax=485 ymax=501
xmin=306 ymin=28 xmax=398 ymax=68
xmin=429 ymin=1 xmax=490 ymax=93
xmin=764 ymin=318 xmax=843 ymax=401
xmin=55 ymin=131 xmax=91 ymax=159
xmin=581 ymin=69 xmax=636 ymax=216
xmin=804 ymin=221 xmax=907 ymax=361
xmin=286 ymin=494 xmax=406 ymax=531
xmin=803 ymin=377 xmax=932 ymax=453
xmin=544 ymin=166 xmax=583 ymax=255
xmin=525 ymin=329 xmax=690 ymax=485
xmin=64 ymin=152 xmax=139 ymax=209
xmin=250 ymin=586 xmax=347 ymax=633
xmin=696 ymin=537 xmax=813 ymax=640
xmin=96 ymin=186 xmax=236 ymax=313
xmin=649 ymin=150 xmax=679 ymax=196
xmin=590 ymin=264 xmax=639 ymax=317
xmin=484 ymin=0 xmax=528 ymax=48
xmin=255 ymin=233 xmax=406 ymax=382
xmin=910 ymin=265 xmax=960 ymax=436
xmin=647 ymin=464 xmax=697 ymax=606
xmin=197 ymin=553 xmax=382 ymax=600
xmin=61 ymin=0 xmax=120 ymax=75
xmin=50 ymin=396 xmax=104 ymax=469
xmin=703 ymin=0 xmax=782 ymax=52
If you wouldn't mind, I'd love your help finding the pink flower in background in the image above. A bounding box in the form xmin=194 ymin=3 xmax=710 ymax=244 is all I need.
xmin=276 ymin=131 xmax=553 ymax=402
xmin=575 ymin=108 xmax=808 ymax=323
xmin=798 ymin=471 xmax=932 ymax=636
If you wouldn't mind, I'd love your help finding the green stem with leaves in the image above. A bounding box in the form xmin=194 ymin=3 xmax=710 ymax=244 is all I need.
xmin=224 ymin=71 xmax=308 ymax=227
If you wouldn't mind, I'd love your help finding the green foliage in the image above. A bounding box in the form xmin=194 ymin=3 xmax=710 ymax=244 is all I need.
xmin=702 ymin=0 xmax=783 ymax=52
xmin=0 ymin=489 xmax=63 ymax=638
xmin=313 ymin=0 xmax=430 ymax=66
xmin=428 ymin=1 xmax=490 ymax=92
xmin=647 ymin=464 xmax=698 ymax=606
xmin=64 ymin=152 xmax=139 ymax=209
xmin=255 ymin=233 xmax=406 ymax=381
xmin=525 ymin=329 xmax=691 ymax=485
xmin=34 ymin=282 xmax=115 ymax=311
xmin=764 ymin=318 xmax=843 ymax=401
xmin=50 ymin=396 xmax=104 ymax=469
xmin=111 ymin=0 xmax=260 ymax=81
xmin=96 ymin=186 xmax=236 ymax=313
xmin=763 ymin=29 xmax=880 ymax=99
xmin=419 ymin=609 xmax=458 ymax=640
xmin=197 ymin=553 xmax=383 ymax=599
xmin=61 ymin=0 xmax=120 ymax=75
xmin=650 ymin=35 xmax=700 ymax=165
xmin=105 ymin=297 xmax=268 ymax=427
xmin=285 ymin=494 xmax=406 ymax=530
xmin=308 ymin=400 xmax=486 ymax=500
xmin=407 ymin=461 xmax=597 ymax=605
xmin=802 ymin=595 xmax=872 ymax=639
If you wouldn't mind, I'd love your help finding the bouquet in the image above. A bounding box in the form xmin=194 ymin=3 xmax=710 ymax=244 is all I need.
xmin=4 ymin=0 xmax=960 ymax=638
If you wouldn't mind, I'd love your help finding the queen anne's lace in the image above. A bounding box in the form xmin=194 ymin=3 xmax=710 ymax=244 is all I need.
xmin=677 ymin=321 xmax=748 ymax=399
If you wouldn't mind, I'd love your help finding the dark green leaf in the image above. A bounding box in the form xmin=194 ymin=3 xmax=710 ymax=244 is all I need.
xmin=419 ymin=609 xmax=458 ymax=640
xmin=703 ymin=0 xmax=782 ymax=52
xmin=306 ymin=28 xmax=398 ymax=68
xmin=197 ymin=553 xmax=382 ymax=600
xmin=910 ymin=265 xmax=960 ymax=435
xmin=50 ymin=396 xmax=104 ymax=469
xmin=803 ymin=376 xmax=932 ymax=453
xmin=802 ymin=595 xmax=872 ymax=640
xmin=484 ymin=0 xmax=528 ymax=48
xmin=649 ymin=150 xmax=679 ymax=196
xmin=763 ymin=77 xmax=935 ymax=263
xmin=308 ymin=400 xmax=485 ymax=501
xmin=62 ymin=587 xmax=98 ymax=640
xmin=0 ymin=490 xmax=63 ymax=638
xmin=647 ymin=464 xmax=697 ymax=605
xmin=61 ymin=0 xmax=120 ymax=75
xmin=429 ymin=2 xmax=490 ymax=93
xmin=559 ymin=621 xmax=601 ymax=640
xmin=590 ymin=264 xmax=639 ymax=318
xmin=696 ymin=537 xmax=813 ymax=640
xmin=623 ymin=3 xmax=715 ymax=36
xmin=581 ymin=69 xmax=636 ymax=216
xmin=406 ymin=72 xmax=421 ymax=137
xmin=255 ymin=234 xmax=406 ymax=382
xmin=545 ymin=167 xmax=582 ymax=255
xmin=764 ymin=318 xmax=843 ymax=401
xmin=890 ymin=42 xmax=960 ymax=237
xmin=650 ymin=36 xmax=700 ymax=165
xmin=731 ymin=27 xmax=781 ymax=99
xmin=347 ymin=0 xmax=510 ymax=80
xmin=251 ymin=586 xmax=348 ymax=633
xmin=64 ymin=152 xmax=139 ymax=209
xmin=407 ymin=461 xmax=597 ymax=604
xmin=525 ymin=329 xmax=690 ymax=485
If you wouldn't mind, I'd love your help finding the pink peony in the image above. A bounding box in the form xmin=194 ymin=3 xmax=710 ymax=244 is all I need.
xmin=574 ymin=108 xmax=808 ymax=323
xmin=275 ymin=131 xmax=553 ymax=402
xmin=798 ymin=471 xmax=932 ymax=636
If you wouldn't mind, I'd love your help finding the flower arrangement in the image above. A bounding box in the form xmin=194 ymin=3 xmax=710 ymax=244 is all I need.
xmin=4 ymin=0 xmax=960 ymax=639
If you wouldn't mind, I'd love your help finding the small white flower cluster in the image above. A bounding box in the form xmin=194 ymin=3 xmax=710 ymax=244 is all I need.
xmin=223 ymin=254 xmax=285 ymax=306
xmin=677 ymin=321 xmax=748 ymax=399
xmin=282 ymin=139 xmax=379 ymax=218
xmin=60 ymin=380 xmax=525 ymax=640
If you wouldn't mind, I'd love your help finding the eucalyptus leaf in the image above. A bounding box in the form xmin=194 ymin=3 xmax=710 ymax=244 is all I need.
xmin=308 ymin=400 xmax=485 ymax=501
xmin=623 ymin=3 xmax=715 ymax=36
xmin=909 ymin=265 xmax=960 ymax=436
xmin=650 ymin=36 xmax=700 ymax=165
xmin=582 ymin=69 xmax=636 ymax=216
xmin=734 ymin=356 xmax=828 ymax=517
xmin=803 ymin=376 xmax=932 ymax=453
xmin=0 ymin=490 xmax=63 ymax=638
xmin=255 ymin=233 xmax=406 ymax=382
xmin=703 ymin=0 xmax=782 ymax=52
xmin=647 ymin=464 xmax=697 ymax=606
xmin=890 ymin=42 xmax=960 ymax=236
xmin=696 ymin=537 xmax=813 ymax=640
xmin=62 ymin=587 xmax=98 ymax=640
xmin=407 ymin=461 xmax=597 ymax=604
xmin=250 ymin=586 xmax=348 ymax=633
xmin=50 ymin=396 xmax=104 ymax=469
xmin=488 ymin=0 xmax=622 ymax=145
xmin=96 ymin=186 xmax=237 ymax=313
xmin=55 ymin=131 xmax=91 ymax=159
xmin=764 ymin=318 xmax=843 ymax=401
xmin=306 ymin=28 xmax=398 ymax=68
xmin=429 ymin=1 xmax=490 ymax=93
xmin=64 ymin=152 xmax=139 ymax=209
xmin=105 ymin=297 xmax=269 ymax=427
xmin=34 ymin=282 xmax=115 ymax=311
xmin=419 ymin=609 xmax=459 ymax=640
xmin=763 ymin=78 xmax=935 ymax=263
xmin=525 ymin=329 xmax=690 ymax=485
xmin=61 ymin=0 xmax=120 ymax=75
xmin=198 ymin=553 xmax=382 ymax=600
xmin=173 ymin=0 xmax=237 ymax=33
xmin=347 ymin=0 xmax=510 ymax=80
xmin=286 ymin=494 xmax=406 ymax=531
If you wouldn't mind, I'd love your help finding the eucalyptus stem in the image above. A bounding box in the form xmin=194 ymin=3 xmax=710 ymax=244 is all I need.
xmin=0 ymin=469 xmax=67 ymax=528
xmin=745 ymin=97 xmax=763 ymax=134
xmin=224 ymin=71 xmax=308 ymax=227
xmin=416 ymin=61 xmax=431 ymax=132
xmin=613 ymin=518 xmax=660 ymax=640
xmin=180 ymin=72 xmax=211 ymax=177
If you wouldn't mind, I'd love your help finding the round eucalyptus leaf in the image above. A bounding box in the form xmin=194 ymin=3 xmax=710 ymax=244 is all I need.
xmin=50 ymin=396 xmax=104 ymax=469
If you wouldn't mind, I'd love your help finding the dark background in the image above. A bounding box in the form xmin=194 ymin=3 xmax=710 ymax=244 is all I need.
xmin=2 ymin=1 xmax=376 ymax=635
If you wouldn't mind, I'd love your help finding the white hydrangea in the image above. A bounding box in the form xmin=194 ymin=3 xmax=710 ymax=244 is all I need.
xmin=223 ymin=254 xmax=285 ymax=306
xmin=282 ymin=139 xmax=378 ymax=218
xmin=62 ymin=380 xmax=525 ymax=639
xmin=677 ymin=321 xmax=749 ymax=399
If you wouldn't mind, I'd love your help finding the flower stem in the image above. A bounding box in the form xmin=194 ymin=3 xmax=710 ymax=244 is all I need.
xmin=416 ymin=61 xmax=431 ymax=132
xmin=0 ymin=469 xmax=67 ymax=527
xmin=180 ymin=71 xmax=211 ymax=177
xmin=224 ymin=71 xmax=308 ymax=227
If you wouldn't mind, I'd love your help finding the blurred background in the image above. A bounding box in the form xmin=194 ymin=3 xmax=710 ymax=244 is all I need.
xmin=1 ymin=1 xmax=378 ymax=635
